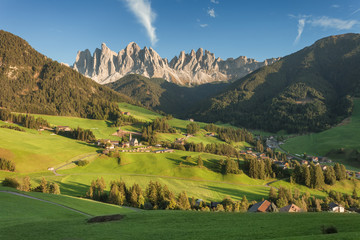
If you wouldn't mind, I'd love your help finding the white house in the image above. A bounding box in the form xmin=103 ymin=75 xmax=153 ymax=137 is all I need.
xmin=329 ymin=202 xmax=345 ymax=213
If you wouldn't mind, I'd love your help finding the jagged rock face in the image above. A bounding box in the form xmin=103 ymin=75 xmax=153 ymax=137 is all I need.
xmin=73 ymin=42 xmax=279 ymax=85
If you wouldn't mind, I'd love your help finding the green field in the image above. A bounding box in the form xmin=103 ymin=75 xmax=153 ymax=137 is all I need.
xmin=45 ymin=151 xmax=270 ymax=201
xmin=282 ymin=99 xmax=360 ymax=169
xmin=0 ymin=124 xmax=97 ymax=172
xmin=1 ymin=190 xmax=360 ymax=240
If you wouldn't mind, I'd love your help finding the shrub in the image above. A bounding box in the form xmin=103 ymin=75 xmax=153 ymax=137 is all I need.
xmin=76 ymin=160 xmax=89 ymax=166
xmin=322 ymin=225 xmax=338 ymax=234
xmin=0 ymin=158 xmax=16 ymax=171
xmin=2 ymin=177 xmax=19 ymax=188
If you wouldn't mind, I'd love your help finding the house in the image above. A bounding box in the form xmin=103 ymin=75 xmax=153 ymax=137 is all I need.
xmin=301 ymin=160 xmax=308 ymax=165
xmin=280 ymin=204 xmax=302 ymax=212
xmin=121 ymin=142 xmax=130 ymax=148
xmin=110 ymin=141 xmax=119 ymax=146
xmin=210 ymin=202 xmax=220 ymax=209
xmin=196 ymin=199 xmax=204 ymax=207
xmin=329 ymin=202 xmax=345 ymax=212
xmin=57 ymin=126 xmax=71 ymax=131
xmin=206 ymin=133 xmax=216 ymax=137
xmin=189 ymin=118 xmax=194 ymax=122
xmin=121 ymin=112 xmax=131 ymax=116
xmin=154 ymin=149 xmax=175 ymax=154
xmin=248 ymin=200 xmax=277 ymax=212
xmin=129 ymin=133 xmax=138 ymax=146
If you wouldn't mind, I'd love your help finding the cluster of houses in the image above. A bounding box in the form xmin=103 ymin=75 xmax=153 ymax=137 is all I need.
xmin=209 ymin=200 xmax=345 ymax=213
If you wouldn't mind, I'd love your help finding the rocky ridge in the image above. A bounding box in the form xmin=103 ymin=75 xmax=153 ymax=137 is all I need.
xmin=73 ymin=42 xmax=279 ymax=85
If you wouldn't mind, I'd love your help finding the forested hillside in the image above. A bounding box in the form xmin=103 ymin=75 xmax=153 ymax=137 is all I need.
xmin=0 ymin=30 xmax=133 ymax=120
xmin=193 ymin=34 xmax=360 ymax=133
xmin=106 ymin=74 xmax=229 ymax=117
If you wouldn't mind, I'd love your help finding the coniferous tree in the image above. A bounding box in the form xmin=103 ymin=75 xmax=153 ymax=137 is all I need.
xmin=197 ymin=156 xmax=203 ymax=167
xmin=40 ymin=177 xmax=48 ymax=193
xmin=314 ymin=165 xmax=325 ymax=189
xmin=177 ymin=191 xmax=191 ymax=210
xmin=269 ymin=187 xmax=277 ymax=202
xmin=325 ymin=166 xmax=336 ymax=185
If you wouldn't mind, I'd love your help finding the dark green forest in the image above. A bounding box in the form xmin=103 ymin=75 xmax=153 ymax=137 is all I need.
xmin=192 ymin=34 xmax=360 ymax=133
xmin=0 ymin=30 xmax=134 ymax=120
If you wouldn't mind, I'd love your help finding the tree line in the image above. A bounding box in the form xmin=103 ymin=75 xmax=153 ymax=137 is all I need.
xmin=205 ymin=124 xmax=254 ymax=144
xmin=2 ymin=176 xmax=60 ymax=194
xmin=291 ymin=162 xmax=347 ymax=189
xmin=0 ymin=109 xmax=50 ymax=129
xmin=55 ymin=126 xmax=96 ymax=142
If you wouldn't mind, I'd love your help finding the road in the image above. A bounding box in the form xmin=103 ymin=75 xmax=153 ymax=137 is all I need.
xmin=52 ymin=153 xmax=98 ymax=176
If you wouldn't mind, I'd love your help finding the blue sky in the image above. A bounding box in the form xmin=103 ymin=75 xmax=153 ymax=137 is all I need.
xmin=1 ymin=0 xmax=360 ymax=64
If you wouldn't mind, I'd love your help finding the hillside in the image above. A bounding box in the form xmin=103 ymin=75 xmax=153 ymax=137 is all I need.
xmin=0 ymin=30 xmax=133 ymax=120
xmin=282 ymin=99 xmax=360 ymax=169
xmin=106 ymin=74 xmax=229 ymax=117
xmin=193 ymin=34 xmax=360 ymax=133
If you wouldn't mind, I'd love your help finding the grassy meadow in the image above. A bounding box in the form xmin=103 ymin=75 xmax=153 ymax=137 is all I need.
xmin=1 ymin=191 xmax=360 ymax=240
xmin=0 ymin=124 xmax=97 ymax=172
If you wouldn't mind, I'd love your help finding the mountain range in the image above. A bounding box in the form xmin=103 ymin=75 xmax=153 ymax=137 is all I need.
xmin=73 ymin=42 xmax=279 ymax=85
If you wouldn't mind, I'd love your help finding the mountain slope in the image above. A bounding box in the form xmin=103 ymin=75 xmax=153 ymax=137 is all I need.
xmin=106 ymin=74 xmax=229 ymax=116
xmin=0 ymin=30 xmax=133 ymax=119
xmin=193 ymin=34 xmax=360 ymax=133
xmin=73 ymin=42 xmax=279 ymax=85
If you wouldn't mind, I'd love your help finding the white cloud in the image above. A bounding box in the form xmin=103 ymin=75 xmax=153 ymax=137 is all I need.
xmin=309 ymin=16 xmax=359 ymax=30
xmin=207 ymin=8 xmax=216 ymax=18
xmin=331 ymin=4 xmax=340 ymax=8
xmin=292 ymin=15 xmax=359 ymax=44
xmin=124 ymin=0 xmax=158 ymax=45
xmin=210 ymin=0 xmax=219 ymax=4
xmin=294 ymin=18 xmax=305 ymax=44
xmin=200 ymin=24 xmax=208 ymax=28
xmin=351 ymin=8 xmax=360 ymax=15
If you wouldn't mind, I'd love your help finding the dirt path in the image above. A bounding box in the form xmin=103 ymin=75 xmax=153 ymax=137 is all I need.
xmin=0 ymin=190 xmax=92 ymax=217
xmin=52 ymin=153 xmax=98 ymax=176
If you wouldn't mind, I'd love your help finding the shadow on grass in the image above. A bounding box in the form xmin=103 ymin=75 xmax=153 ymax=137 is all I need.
xmin=60 ymin=181 xmax=90 ymax=197
xmin=202 ymin=185 xmax=269 ymax=202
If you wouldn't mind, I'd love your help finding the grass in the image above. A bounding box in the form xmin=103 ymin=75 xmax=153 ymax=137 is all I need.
xmin=118 ymin=102 xmax=162 ymax=122
xmin=30 ymin=113 xmax=120 ymax=140
xmin=282 ymin=99 xmax=360 ymax=169
xmin=0 ymin=124 xmax=96 ymax=172
xmin=1 ymin=194 xmax=360 ymax=240
xmin=52 ymin=151 xmax=270 ymax=201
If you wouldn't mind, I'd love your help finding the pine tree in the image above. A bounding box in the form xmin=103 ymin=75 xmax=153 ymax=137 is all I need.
xmin=21 ymin=176 xmax=31 ymax=192
xmin=269 ymin=187 xmax=277 ymax=202
xmin=40 ymin=177 xmax=48 ymax=193
xmin=177 ymin=191 xmax=191 ymax=210
xmin=129 ymin=187 xmax=138 ymax=207
xmin=303 ymin=166 xmax=311 ymax=187
xmin=197 ymin=156 xmax=203 ymax=167
xmin=325 ymin=166 xmax=336 ymax=185
xmin=334 ymin=163 xmax=342 ymax=181
xmin=314 ymin=165 xmax=325 ymax=189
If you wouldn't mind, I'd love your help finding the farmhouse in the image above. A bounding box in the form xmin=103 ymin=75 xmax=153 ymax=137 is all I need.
xmin=248 ymin=200 xmax=277 ymax=213
xmin=329 ymin=202 xmax=345 ymax=212
xmin=280 ymin=204 xmax=302 ymax=212
xmin=154 ymin=149 xmax=175 ymax=154
xmin=57 ymin=126 xmax=71 ymax=131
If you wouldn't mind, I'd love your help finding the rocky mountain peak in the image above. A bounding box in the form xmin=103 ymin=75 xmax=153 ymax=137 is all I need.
xmin=73 ymin=42 xmax=279 ymax=85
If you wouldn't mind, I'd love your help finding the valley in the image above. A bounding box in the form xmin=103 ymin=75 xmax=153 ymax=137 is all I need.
xmin=1 ymin=24 xmax=360 ymax=239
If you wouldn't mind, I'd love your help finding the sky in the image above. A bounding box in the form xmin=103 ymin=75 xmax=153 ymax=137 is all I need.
xmin=1 ymin=0 xmax=360 ymax=65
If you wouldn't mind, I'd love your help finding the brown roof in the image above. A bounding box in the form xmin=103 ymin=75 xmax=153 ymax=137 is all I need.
xmin=248 ymin=200 xmax=272 ymax=212
xmin=280 ymin=204 xmax=302 ymax=212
